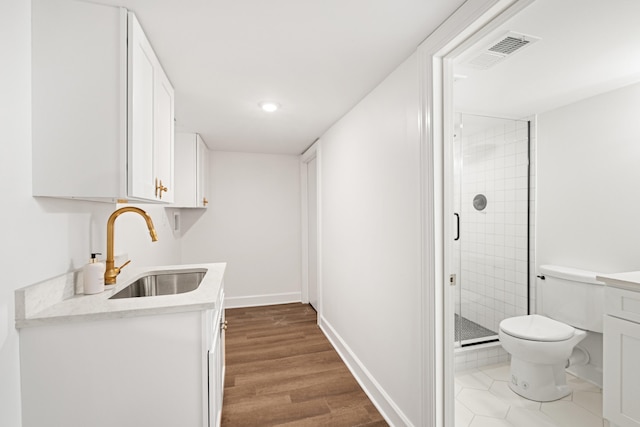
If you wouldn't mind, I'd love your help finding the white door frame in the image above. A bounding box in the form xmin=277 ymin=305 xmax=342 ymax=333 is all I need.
xmin=301 ymin=141 xmax=321 ymax=318
xmin=416 ymin=0 xmax=535 ymax=425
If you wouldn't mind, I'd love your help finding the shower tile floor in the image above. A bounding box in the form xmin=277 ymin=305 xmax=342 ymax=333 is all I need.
xmin=455 ymin=362 xmax=608 ymax=427
xmin=455 ymin=314 xmax=496 ymax=342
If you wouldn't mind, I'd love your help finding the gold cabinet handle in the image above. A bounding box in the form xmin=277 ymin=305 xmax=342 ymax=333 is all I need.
xmin=155 ymin=178 xmax=168 ymax=199
xmin=203 ymin=197 xmax=209 ymax=206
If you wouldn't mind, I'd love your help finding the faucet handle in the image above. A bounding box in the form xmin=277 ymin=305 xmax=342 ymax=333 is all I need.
xmin=118 ymin=260 xmax=131 ymax=271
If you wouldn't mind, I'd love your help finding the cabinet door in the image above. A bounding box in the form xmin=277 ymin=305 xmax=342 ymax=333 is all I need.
xmin=128 ymin=13 xmax=156 ymax=201
xmin=220 ymin=300 xmax=226 ymax=395
xmin=32 ymin=0 xmax=126 ymax=200
xmin=208 ymin=310 xmax=224 ymax=427
xmin=154 ymin=65 xmax=175 ymax=203
xmin=197 ymin=135 xmax=210 ymax=207
xmin=174 ymin=133 xmax=197 ymax=207
xmin=604 ymin=315 xmax=640 ymax=427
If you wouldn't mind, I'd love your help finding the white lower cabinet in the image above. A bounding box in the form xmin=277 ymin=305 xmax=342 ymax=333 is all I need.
xmin=604 ymin=287 xmax=640 ymax=427
xmin=209 ymin=301 xmax=226 ymax=426
xmin=19 ymin=294 xmax=225 ymax=427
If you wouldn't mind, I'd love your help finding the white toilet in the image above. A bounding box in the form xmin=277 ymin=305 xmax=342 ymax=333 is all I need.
xmin=498 ymin=265 xmax=604 ymax=402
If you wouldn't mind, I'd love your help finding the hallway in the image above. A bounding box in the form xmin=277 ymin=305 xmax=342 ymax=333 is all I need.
xmin=221 ymin=304 xmax=387 ymax=426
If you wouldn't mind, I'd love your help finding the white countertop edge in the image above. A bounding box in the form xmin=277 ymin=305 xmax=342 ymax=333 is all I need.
xmin=15 ymin=301 xmax=217 ymax=329
xmin=16 ymin=262 xmax=226 ymax=329
xmin=596 ymin=271 xmax=640 ymax=292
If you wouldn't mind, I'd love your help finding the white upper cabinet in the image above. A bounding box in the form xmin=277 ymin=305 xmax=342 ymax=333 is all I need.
xmin=175 ymin=133 xmax=210 ymax=208
xmin=31 ymin=0 xmax=174 ymax=203
xmin=153 ymin=67 xmax=176 ymax=203
xmin=196 ymin=136 xmax=210 ymax=208
xmin=127 ymin=12 xmax=175 ymax=203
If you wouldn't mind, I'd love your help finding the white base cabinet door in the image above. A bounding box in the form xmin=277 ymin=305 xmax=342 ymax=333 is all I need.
xmin=604 ymin=315 xmax=640 ymax=427
xmin=19 ymin=304 xmax=224 ymax=427
xmin=209 ymin=298 xmax=226 ymax=426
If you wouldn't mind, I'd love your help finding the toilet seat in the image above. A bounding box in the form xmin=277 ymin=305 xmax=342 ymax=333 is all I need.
xmin=500 ymin=314 xmax=575 ymax=342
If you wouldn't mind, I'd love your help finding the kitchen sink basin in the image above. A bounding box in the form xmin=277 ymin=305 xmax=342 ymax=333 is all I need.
xmin=109 ymin=271 xmax=206 ymax=299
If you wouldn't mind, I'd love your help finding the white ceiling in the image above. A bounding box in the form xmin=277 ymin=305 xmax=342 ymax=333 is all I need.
xmin=89 ymin=0 xmax=466 ymax=154
xmin=454 ymin=0 xmax=640 ymax=119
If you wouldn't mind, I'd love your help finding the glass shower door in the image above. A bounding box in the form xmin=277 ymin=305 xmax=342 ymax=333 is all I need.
xmin=453 ymin=113 xmax=530 ymax=347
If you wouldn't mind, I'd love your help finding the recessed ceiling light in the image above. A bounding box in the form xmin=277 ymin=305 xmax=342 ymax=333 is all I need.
xmin=259 ymin=101 xmax=280 ymax=113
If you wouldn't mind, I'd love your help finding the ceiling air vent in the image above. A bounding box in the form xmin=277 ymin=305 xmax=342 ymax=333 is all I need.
xmin=465 ymin=31 xmax=540 ymax=70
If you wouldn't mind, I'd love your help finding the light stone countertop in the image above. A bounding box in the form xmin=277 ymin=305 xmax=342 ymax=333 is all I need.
xmin=596 ymin=271 xmax=640 ymax=292
xmin=15 ymin=262 xmax=226 ymax=328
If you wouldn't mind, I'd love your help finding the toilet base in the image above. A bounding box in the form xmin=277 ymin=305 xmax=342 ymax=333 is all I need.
xmin=508 ymin=357 xmax=571 ymax=402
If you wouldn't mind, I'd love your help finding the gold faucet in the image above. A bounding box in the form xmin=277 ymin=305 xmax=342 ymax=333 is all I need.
xmin=104 ymin=207 xmax=158 ymax=285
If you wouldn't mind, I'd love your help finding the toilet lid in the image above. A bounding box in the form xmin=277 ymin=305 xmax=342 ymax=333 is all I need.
xmin=500 ymin=314 xmax=575 ymax=342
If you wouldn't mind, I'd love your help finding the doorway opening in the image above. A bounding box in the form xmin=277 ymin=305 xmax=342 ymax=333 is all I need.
xmin=301 ymin=142 xmax=320 ymax=318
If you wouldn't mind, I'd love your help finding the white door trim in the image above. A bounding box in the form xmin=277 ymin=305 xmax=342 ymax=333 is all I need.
xmin=300 ymin=141 xmax=321 ymax=319
xmin=416 ymin=0 xmax=535 ymax=425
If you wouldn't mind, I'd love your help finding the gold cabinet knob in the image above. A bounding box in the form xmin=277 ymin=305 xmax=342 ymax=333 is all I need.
xmin=203 ymin=197 xmax=209 ymax=206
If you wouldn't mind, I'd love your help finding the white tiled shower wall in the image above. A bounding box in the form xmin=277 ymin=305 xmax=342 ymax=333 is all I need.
xmin=453 ymin=115 xmax=537 ymax=371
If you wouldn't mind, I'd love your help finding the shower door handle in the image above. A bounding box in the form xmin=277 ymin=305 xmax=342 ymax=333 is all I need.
xmin=454 ymin=213 xmax=460 ymax=241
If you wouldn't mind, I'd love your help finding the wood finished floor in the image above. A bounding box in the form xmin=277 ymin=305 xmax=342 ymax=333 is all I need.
xmin=221 ymin=303 xmax=388 ymax=427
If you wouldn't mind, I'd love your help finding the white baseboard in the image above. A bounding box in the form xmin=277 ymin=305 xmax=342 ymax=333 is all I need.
xmin=318 ymin=315 xmax=414 ymax=427
xmin=225 ymin=292 xmax=301 ymax=309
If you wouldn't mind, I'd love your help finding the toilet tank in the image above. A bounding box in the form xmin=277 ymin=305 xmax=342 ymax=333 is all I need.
xmin=539 ymin=265 xmax=605 ymax=333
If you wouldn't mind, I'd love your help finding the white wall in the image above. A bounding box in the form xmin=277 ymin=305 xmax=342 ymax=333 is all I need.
xmin=537 ymin=81 xmax=640 ymax=273
xmin=180 ymin=151 xmax=302 ymax=306
xmin=319 ymin=54 xmax=422 ymax=424
xmin=1 ymin=4 xmax=32 ymax=424
xmin=0 ymin=2 xmax=181 ymax=424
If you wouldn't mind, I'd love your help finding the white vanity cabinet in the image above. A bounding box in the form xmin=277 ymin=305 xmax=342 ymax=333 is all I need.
xmin=603 ymin=286 xmax=640 ymax=427
xmin=31 ymin=0 xmax=174 ymax=203
xmin=209 ymin=296 xmax=226 ymax=425
xmin=19 ymin=289 xmax=226 ymax=427
xmin=175 ymin=133 xmax=211 ymax=208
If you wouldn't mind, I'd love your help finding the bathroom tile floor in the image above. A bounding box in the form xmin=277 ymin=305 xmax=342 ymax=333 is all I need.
xmin=455 ymin=363 xmax=609 ymax=427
